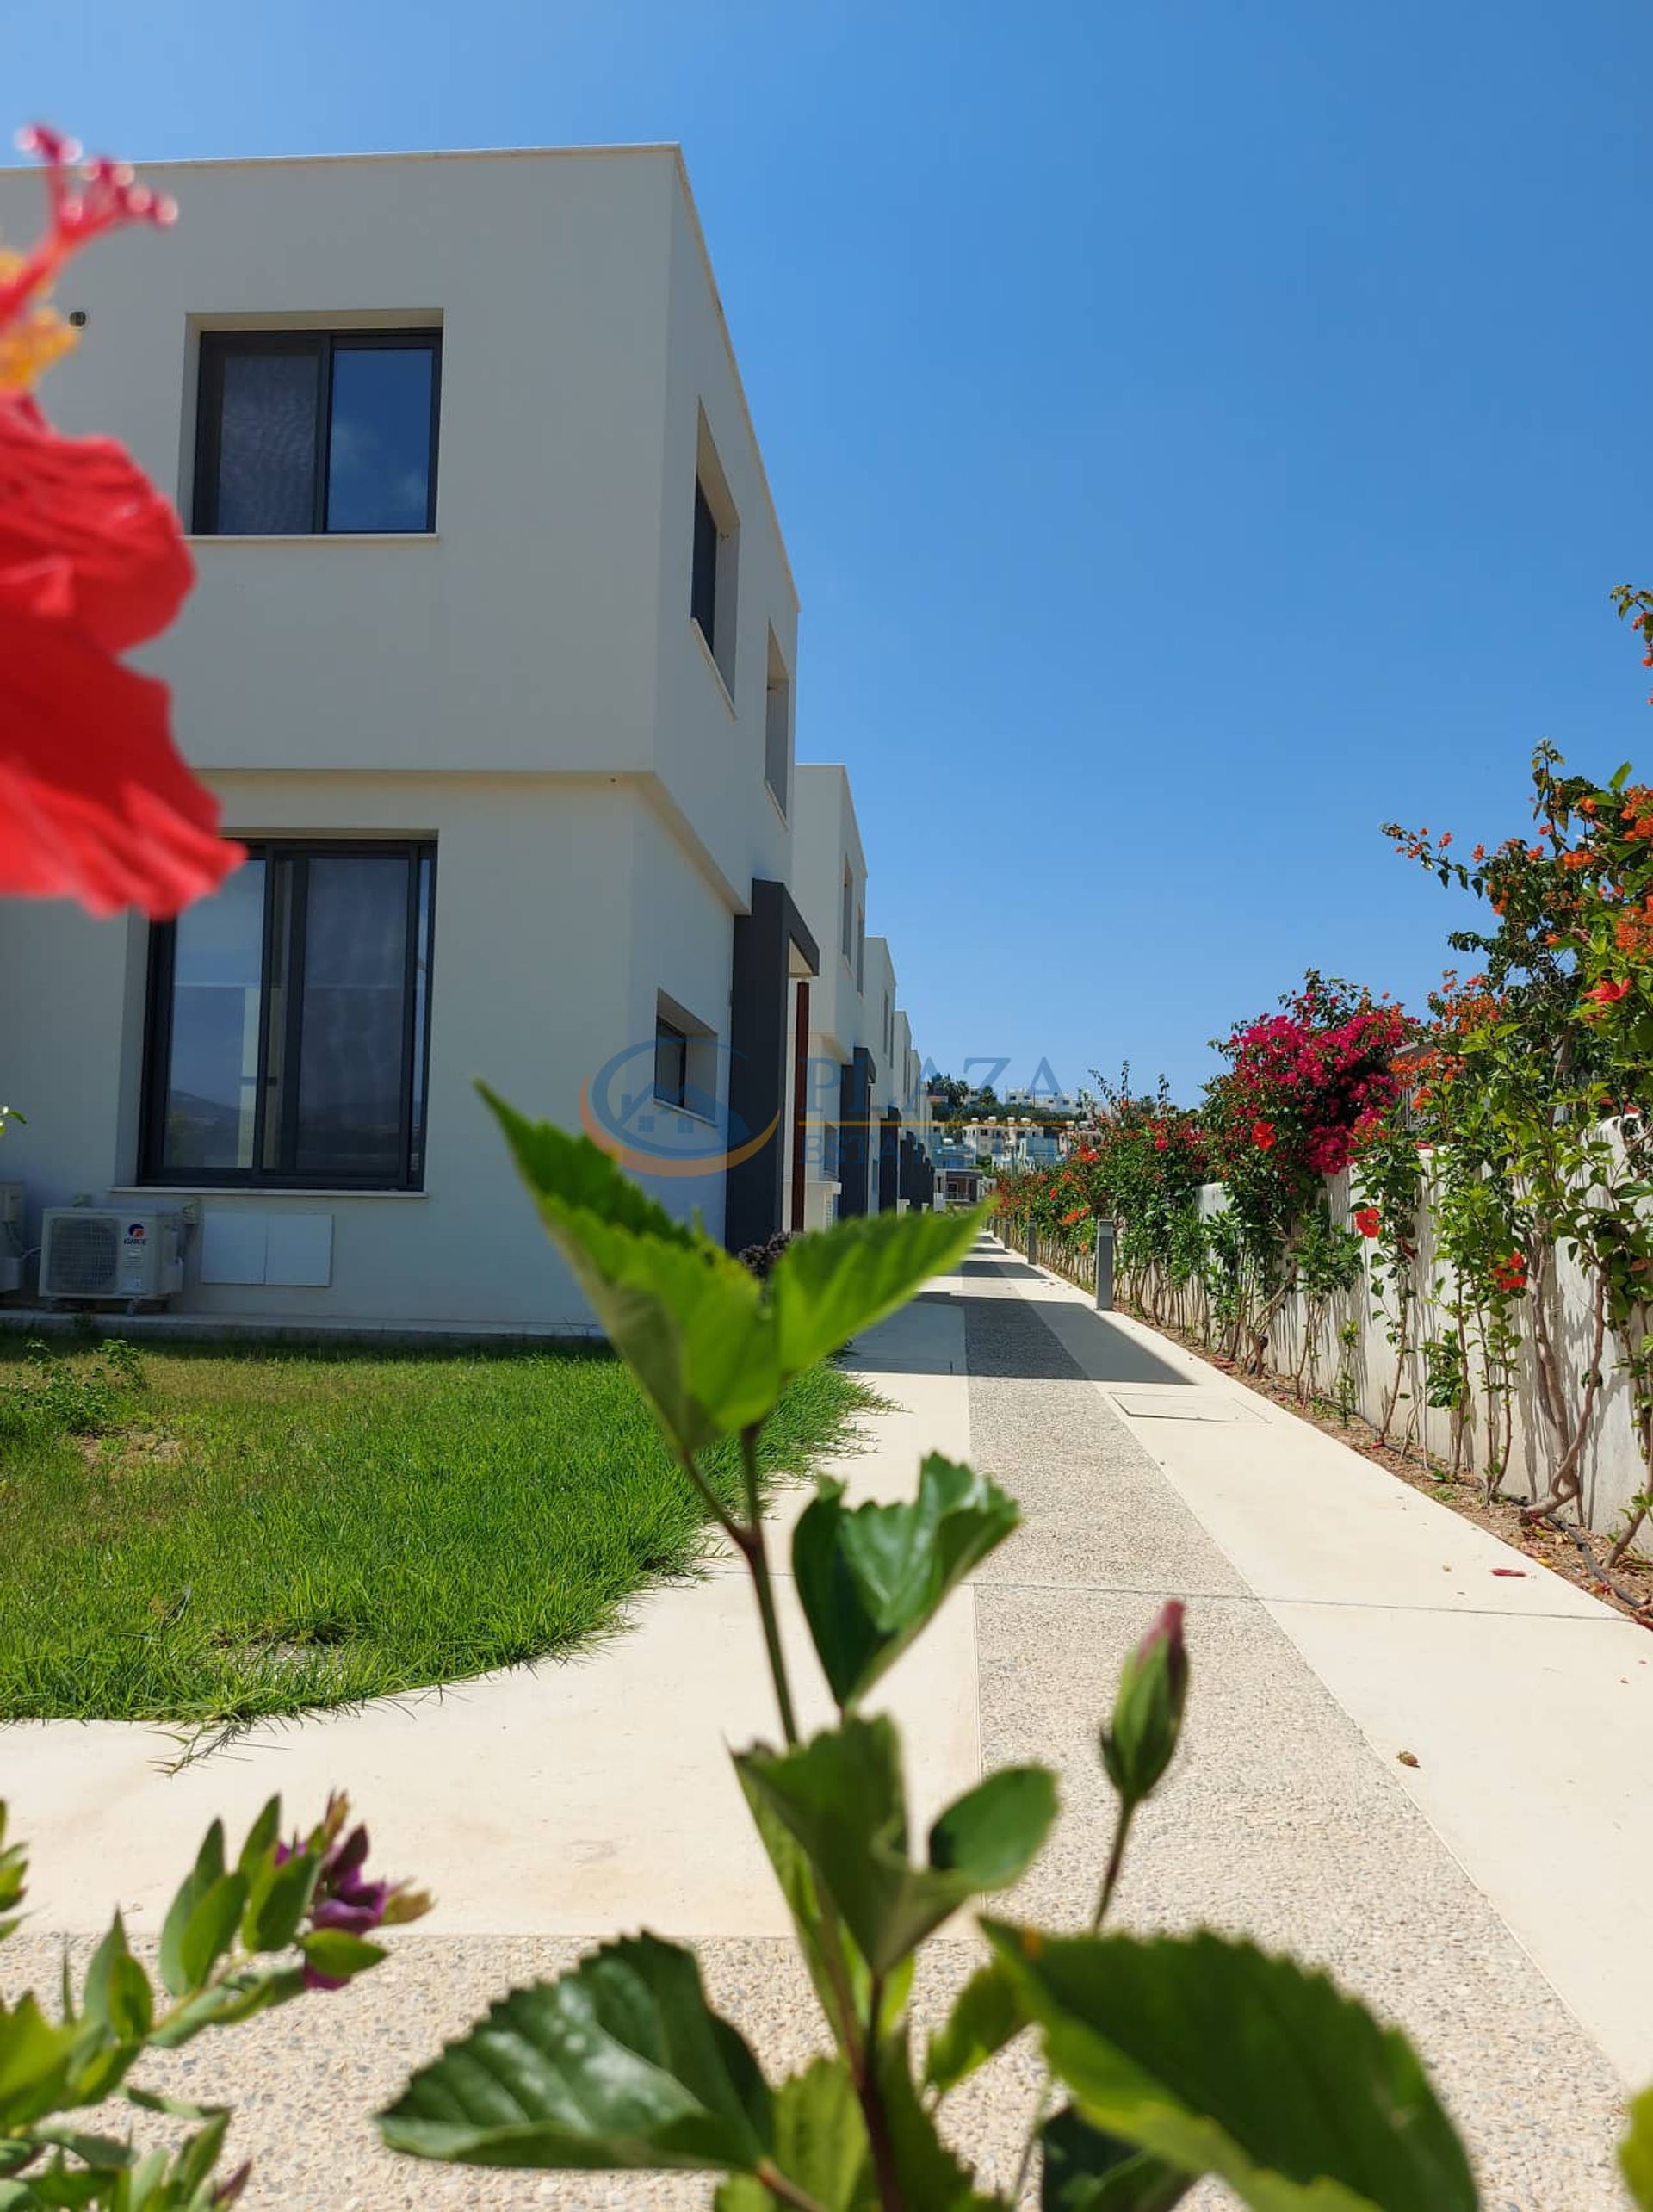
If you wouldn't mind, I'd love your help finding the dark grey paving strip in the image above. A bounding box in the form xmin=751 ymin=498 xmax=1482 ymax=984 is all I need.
xmin=957 ymin=1248 xmax=1629 ymax=2211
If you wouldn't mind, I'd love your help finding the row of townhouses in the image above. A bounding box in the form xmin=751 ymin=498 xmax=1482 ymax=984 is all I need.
xmin=0 ymin=146 xmax=936 ymax=1331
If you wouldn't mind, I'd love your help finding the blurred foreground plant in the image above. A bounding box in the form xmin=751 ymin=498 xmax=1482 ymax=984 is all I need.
xmin=375 ymin=1090 xmax=1558 ymax=2209
xmin=0 ymin=1794 xmax=427 ymax=2207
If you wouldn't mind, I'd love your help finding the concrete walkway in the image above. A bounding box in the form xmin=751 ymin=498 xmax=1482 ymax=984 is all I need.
xmin=3 ymin=1234 xmax=1645 ymax=2207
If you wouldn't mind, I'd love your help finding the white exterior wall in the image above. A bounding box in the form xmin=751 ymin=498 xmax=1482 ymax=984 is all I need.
xmin=0 ymin=148 xmax=802 ymax=1325
xmin=789 ymin=767 xmax=870 ymax=1227
xmin=0 ymin=772 xmax=746 ymax=1325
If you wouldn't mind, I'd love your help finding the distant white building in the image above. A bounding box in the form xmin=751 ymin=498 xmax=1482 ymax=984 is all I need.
xmin=0 ymin=146 xmax=934 ymax=1324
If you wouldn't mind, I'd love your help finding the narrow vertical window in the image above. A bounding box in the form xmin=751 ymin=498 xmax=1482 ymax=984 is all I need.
xmin=765 ymin=630 xmax=790 ymax=814
xmin=691 ymin=482 xmax=719 ymax=650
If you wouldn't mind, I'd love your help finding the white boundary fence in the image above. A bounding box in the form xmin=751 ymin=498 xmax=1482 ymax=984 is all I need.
xmin=999 ymin=1184 xmax=1647 ymax=1540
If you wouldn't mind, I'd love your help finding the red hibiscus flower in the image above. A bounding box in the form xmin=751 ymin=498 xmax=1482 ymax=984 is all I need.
xmin=1583 ymin=977 xmax=1633 ymax=1008
xmin=1353 ymin=1205 xmax=1382 ymax=1238
xmin=1251 ymin=1119 xmax=1277 ymax=1151
xmin=0 ymin=126 xmax=243 ymax=919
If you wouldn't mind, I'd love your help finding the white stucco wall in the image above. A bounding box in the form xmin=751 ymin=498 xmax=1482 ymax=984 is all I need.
xmin=0 ymin=772 xmax=745 ymax=1326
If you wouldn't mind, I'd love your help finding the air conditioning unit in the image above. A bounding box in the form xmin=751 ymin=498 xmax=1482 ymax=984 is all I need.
xmin=40 ymin=1207 xmax=184 ymax=1308
xmin=0 ymin=1183 xmax=22 ymax=1296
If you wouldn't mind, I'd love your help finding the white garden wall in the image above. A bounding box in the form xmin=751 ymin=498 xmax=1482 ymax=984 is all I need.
xmin=1192 ymin=1172 xmax=1648 ymax=1540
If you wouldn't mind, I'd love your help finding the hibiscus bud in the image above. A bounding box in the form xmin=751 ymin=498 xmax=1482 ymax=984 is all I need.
xmin=1100 ymin=1600 xmax=1188 ymax=1807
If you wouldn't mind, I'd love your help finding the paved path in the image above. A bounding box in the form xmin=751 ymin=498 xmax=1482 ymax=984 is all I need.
xmin=4 ymin=1234 xmax=1646 ymax=2207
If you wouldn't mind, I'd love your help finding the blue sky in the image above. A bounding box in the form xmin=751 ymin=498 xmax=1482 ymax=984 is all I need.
xmin=15 ymin=0 xmax=1651 ymax=1100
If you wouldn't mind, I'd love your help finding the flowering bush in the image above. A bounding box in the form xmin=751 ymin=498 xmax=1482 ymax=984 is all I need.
xmin=0 ymin=1792 xmax=425 ymax=2205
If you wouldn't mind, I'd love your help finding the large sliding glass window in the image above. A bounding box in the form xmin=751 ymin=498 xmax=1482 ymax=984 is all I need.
xmin=143 ymin=844 xmax=436 ymax=1189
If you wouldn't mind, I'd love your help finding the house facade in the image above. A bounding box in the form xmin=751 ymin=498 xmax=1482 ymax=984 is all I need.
xmin=0 ymin=146 xmax=934 ymax=1329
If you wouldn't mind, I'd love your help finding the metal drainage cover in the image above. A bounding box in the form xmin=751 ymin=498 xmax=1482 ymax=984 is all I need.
xmin=1108 ymin=1389 xmax=1265 ymax=1423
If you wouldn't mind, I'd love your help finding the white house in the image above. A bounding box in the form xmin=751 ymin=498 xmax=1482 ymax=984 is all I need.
xmin=0 ymin=146 xmax=932 ymax=1329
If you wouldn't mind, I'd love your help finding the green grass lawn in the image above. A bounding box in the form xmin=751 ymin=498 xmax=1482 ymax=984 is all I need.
xmin=0 ymin=1333 xmax=870 ymax=1727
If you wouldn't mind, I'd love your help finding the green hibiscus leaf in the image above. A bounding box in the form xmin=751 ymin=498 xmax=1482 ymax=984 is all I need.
xmin=738 ymin=1718 xmax=1056 ymax=1977
xmin=378 ymin=1934 xmax=774 ymax=2172
xmin=714 ymin=2059 xmax=877 ymax=2210
xmin=1621 ymin=2085 xmax=1653 ymax=2208
xmin=794 ymin=1457 xmax=1018 ymax=1710
xmin=924 ymin=1962 xmax=1027 ymax=2099
xmin=1042 ymin=2105 xmax=1194 ymax=2209
xmin=985 ymin=1924 xmax=1477 ymax=2212
xmin=481 ymin=1087 xmax=782 ymax=1454
xmin=876 ymin=2035 xmax=1004 ymax=2209
xmin=769 ymin=1204 xmax=987 ymax=1379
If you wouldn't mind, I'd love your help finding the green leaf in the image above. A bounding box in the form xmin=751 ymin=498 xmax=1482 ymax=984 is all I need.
xmin=875 ymin=2035 xmax=1003 ymax=2209
xmin=481 ymin=1087 xmax=781 ymax=1454
xmin=715 ymin=2059 xmax=878 ymax=2210
xmin=794 ymin=1458 xmax=1018 ymax=1710
xmin=769 ymin=1205 xmax=987 ymax=1379
xmin=300 ymin=1929 xmax=387 ymax=1983
xmin=1042 ymin=2105 xmax=1194 ymax=2209
xmin=235 ymin=1796 xmax=282 ymax=1879
xmin=735 ymin=1773 xmax=890 ymax=2055
xmin=924 ymin=1963 xmax=1027 ymax=2098
xmin=165 ymin=2107 xmax=232 ymax=2199
xmin=178 ymin=1874 xmax=248 ymax=1991
xmin=0 ymin=1995 xmax=83 ymax=2128
xmin=0 ymin=1805 xmax=27 ymax=1942
xmin=985 ymin=1924 xmax=1476 ymax=2212
xmin=157 ymin=1822 xmax=225 ymax=1998
xmin=145 ymin=1965 xmax=308 ymax=2050
xmin=1621 ymin=2085 xmax=1653 ymax=2207
xmin=240 ymin=1850 xmax=316 ymax=1955
xmin=737 ymin=1718 xmax=1056 ymax=1976
xmin=81 ymin=1915 xmax=153 ymax=2042
xmin=379 ymin=1934 xmax=773 ymax=2172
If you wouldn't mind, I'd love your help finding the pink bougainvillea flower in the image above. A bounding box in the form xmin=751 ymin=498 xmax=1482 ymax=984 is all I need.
xmin=0 ymin=126 xmax=243 ymax=919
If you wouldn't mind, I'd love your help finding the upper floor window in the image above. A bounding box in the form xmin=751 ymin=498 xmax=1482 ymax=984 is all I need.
xmin=856 ymin=906 xmax=865 ymax=992
xmin=142 ymin=841 xmax=436 ymax=1189
xmin=765 ymin=630 xmax=791 ymax=815
xmin=690 ymin=410 xmax=740 ymax=697
xmin=194 ymin=330 xmax=441 ymax=536
xmin=841 ymin=864 xmax=854 ymax=962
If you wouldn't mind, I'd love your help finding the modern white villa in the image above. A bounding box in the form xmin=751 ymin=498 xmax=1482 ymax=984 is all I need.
xmin=0 ymin=146 xmax=935 ymax=1329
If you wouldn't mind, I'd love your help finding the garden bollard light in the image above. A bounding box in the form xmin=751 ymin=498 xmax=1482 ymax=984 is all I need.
xmin=1025 ymin=1227 xmax=1039 ymax=1269
xmin=1095 ymin=1218 xmax=1115 ymax=1310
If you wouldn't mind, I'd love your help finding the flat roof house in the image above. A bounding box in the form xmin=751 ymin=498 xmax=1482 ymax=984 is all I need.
xmin=0 ymin=145 xmax=909 ymax=1329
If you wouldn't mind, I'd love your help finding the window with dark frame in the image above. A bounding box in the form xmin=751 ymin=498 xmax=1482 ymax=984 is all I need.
xmin=765 ymin=631 xmax=790 ymax=814
xmin=141 ymin=842 xmax=436 ymax=1190
xmin=654 ymin=1017 xmax=690 ymax=1110
xmin=690 ymin=480 xmax=720 ymax=652
xmin=194 ymin=331 xmax=441 ymax=536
